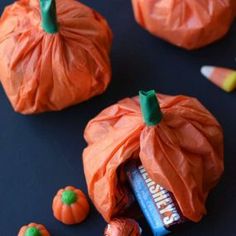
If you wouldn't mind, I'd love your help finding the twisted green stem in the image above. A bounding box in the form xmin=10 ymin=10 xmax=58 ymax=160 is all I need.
xmin=40 ymin=0 xmax=58 ymax=33
xmin=139 ymin=90 xmax=162 ymax=126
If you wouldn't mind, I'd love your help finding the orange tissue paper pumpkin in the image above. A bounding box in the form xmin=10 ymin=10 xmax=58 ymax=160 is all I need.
xmin=18 ymin=223 xmax=50 ymax=236
xmin=131 ymin=0 xmax=235 ymax=49
xmin=0 ymin=0 xmax=112 ymax=114
xmin=83 ymin=90 xmax=224 ymax=223
xmin=52 ymin=186 xmax=90 ymax=225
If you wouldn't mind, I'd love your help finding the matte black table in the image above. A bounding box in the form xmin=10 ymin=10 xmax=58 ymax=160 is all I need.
xmin=0 ymin=1 xmax=236 ymax=235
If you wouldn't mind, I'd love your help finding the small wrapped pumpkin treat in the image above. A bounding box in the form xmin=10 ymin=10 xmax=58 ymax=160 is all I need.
xmin=0 ymin=0 xmax=112 ymax=114
xmin=52 ymin=186 xmax=90 ymax=225
xmin=131 ymin=0 xmax=235 ymax=49
xmin=18 ymin=223 xmax=50 ymax=236
xmin=83 ymin=90 xmax=224 ymax=230
xmin=104 ymin=218 xmax=141 ymax=236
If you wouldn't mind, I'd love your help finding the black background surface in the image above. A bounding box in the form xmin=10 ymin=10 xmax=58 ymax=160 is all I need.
xmin=0 ymin=1 xmax=236 ymax=235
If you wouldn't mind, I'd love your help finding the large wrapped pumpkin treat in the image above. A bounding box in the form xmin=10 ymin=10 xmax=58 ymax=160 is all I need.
xmin=83 ymin=90 xmax=224 ymax=233
xmin=131 ymin=0 xmax=235 ymax=49
xmin=0 ymin=0 xmax=112 ymax=114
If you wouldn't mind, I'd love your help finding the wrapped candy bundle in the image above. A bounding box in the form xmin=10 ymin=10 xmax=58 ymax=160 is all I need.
xmin=104 ymin=218 xmax=141 ymax=236
xmin=0 ymin=0 xmax=112 ymax=114
xmin=131 ymin=0 xmax=235 ymax=49
xmin=83 ymin=90 xmax=224 ymax=231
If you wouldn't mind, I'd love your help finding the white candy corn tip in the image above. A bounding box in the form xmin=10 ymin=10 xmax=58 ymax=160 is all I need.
xmin=201 ymin=66 xmax=214 ymax=79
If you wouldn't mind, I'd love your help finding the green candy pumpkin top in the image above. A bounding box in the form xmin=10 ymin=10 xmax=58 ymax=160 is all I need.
xmin=62 ymin=190 xmax=77 ymax=205
xmin=24 ymin=227 xmax=41 ymax=236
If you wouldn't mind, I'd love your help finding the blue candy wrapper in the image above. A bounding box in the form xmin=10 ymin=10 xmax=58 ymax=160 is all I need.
xmin=126 ymin=164 xmax=185 ymax=236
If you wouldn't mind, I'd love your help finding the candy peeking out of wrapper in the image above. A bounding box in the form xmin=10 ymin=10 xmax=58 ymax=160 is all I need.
xmin=126 ymin=164 xmax=186 ymax=236
xmin=201 ymin=66 xmax=236 ymax=92
xmin=0 ymin=0 xmax=112 ymax=114
xmin=18 ymin=223 xmax=50 ymax=236
xmin=83 ymin=90 xmax=224 ymax=224
xmin=131 ymin=0 xmax=235 ymax=49
xmin=104 ymin=218 xmax=141 ymax=236
xmin=52 ymin=186 xmax=90 ymax=225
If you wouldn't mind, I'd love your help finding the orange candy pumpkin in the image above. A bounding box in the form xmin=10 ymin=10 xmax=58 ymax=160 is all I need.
xmin=83 ymin=90 xmax=224 ymax=222
xmin=18 ymin=223 xmax=50 ymax=236
xmin=131 ymin=0 xmax=235 ymax=49
xmin=104 ymin=218 xmax=141 ymax=236
xmin=0 ymin=0 xmax=112 ymax=114
xmin=52 ymin=186 xmax=90 ymax=225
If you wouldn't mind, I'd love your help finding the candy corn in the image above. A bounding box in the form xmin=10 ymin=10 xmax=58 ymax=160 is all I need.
xmin=201 ymin=66 xmax=236 ymax=92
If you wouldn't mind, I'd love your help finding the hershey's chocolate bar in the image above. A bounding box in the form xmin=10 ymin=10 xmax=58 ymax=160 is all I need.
xmin=126 ymin=164 xmax=185 ymax=235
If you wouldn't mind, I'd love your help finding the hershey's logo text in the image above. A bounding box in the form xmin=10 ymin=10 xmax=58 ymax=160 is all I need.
xmin=139 ymin=166 xmax=181 ymax=226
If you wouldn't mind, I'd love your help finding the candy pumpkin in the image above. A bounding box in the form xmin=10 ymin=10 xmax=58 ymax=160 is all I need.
xmin=52 ymin=186 xmax=90 ymax=225
xmin=18 ymin=223 xmax=50 ymax=236
xmin=0 ymin=0 xmax=112 ymax=114
xmin=131 ymin=0 xmax=235 ymax=49
xmin=83 ymin=90 xmax=224 ymax=222
xmin=104 ymin=218 xmax=141 ymax=236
